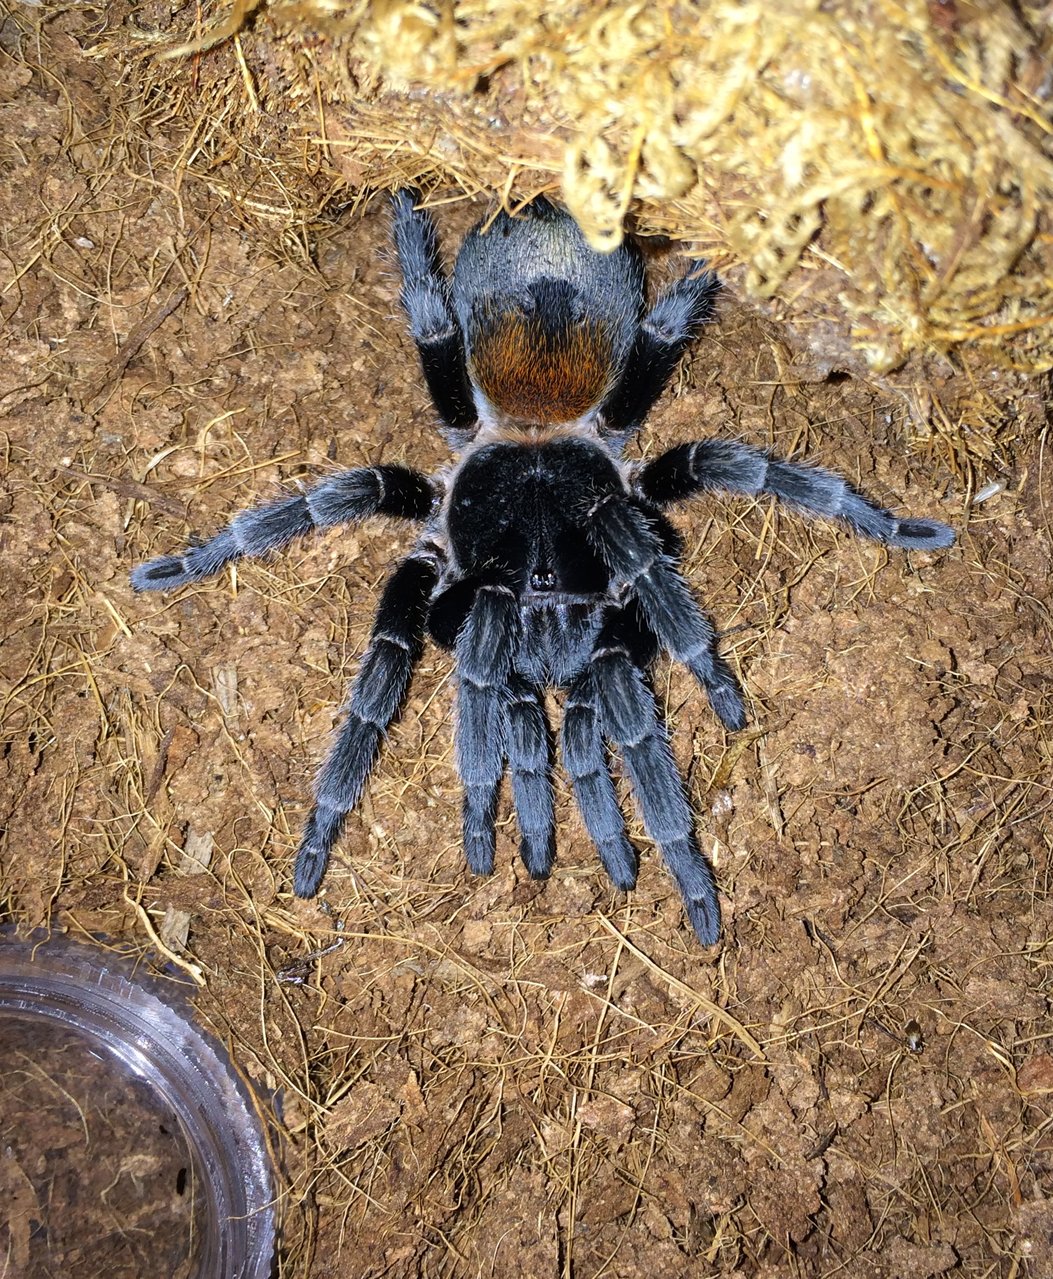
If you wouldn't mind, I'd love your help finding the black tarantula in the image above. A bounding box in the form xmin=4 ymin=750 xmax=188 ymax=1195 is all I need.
xmin=132 ymin=190 xmax=955 ymax=945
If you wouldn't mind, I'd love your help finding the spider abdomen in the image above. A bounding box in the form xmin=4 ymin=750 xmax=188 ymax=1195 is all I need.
xmin=469 ymin=282 xmax=615 ymax=425
xmin=451 ymin=198 xmax=643 ymax=427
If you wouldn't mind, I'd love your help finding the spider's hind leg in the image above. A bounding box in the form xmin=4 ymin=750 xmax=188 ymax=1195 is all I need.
xmin=391 ymin=189 xmax=477 ymax=437
xmin=600 ymin=267 xmax=720 ymax=439
xmin=294 ymin=548 xmax=438 ymax=897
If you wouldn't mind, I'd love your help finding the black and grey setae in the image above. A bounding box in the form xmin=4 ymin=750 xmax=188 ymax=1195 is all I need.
xmin=132 ymin=191 xmax=954 ymax=945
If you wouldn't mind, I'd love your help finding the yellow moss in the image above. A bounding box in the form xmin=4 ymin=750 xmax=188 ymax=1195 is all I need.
xmin=94 ymin=0 xmax=1053 ymax=376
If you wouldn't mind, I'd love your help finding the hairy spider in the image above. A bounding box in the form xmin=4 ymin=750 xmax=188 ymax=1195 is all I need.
xmin=132 ymin=190 xmax=954 ymax=945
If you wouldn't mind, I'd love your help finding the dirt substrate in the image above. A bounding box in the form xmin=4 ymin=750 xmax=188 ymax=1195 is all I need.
xmin=2 ymin=12 xmax=1052 ymax=1279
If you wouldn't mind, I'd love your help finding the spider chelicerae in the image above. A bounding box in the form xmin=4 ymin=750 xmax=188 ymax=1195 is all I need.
xmin=132 ymin=190 xmax=954 ymax=945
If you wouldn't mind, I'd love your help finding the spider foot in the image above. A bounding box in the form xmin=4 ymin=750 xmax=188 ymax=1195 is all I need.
xmin=131 ymin=535 xmax=237 ymax=591
xmin=294 ymin=804 xmax=345 ymax=898
xmin=463 ymin=782 xmax=498 ymax=875
xmin=890 ymin=517 xmax=956 ymax=550
xmin=130 ymin=555 xmax=191 ymax=590
xmin=669 ymin=843 xmax=721 ymax=946
xmin=519 ymin=833 xmax=555 ymax=881
xmin=685 ymin=654 xmax=747 ymax=731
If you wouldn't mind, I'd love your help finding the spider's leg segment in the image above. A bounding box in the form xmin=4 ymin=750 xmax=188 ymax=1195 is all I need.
xmin=294 ymin=549 xmax=438 ymax=897
xmin=391 ymin=189 xmax=478 ymax=436
xmin=455 ymin=583 xmax=520 ymax=875
xmin=562 ymin=668 xmax=638 ymax=892
xmin=637 ymin=439 xmax=956 ymax=550
xmin=505 ymin=676 xmax=555 ymax=880
xmin=600 ymin=268 xmax=720 ymax=438
xmin=586 ymin=497 xmax=746 ymax=730
xmin=131 ymin=464 xmax=433 ymax=591
xmin=587 ymin=614 xmax=721 ymax=945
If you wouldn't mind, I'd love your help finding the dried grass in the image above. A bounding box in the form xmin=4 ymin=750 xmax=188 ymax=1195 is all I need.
xmin=81 ymin=0 xmax=1053 ymax=394
xmin=2 ymin=5 xmax=1052 ymax=1277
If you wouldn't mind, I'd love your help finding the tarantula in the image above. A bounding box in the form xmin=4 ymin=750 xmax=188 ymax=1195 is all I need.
xmin=132 ymin=190 xmax=954 ymax=945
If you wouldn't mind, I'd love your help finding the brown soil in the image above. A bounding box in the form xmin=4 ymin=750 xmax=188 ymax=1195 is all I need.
xmin=2 ymin=11 xmax=1052 ymax=1278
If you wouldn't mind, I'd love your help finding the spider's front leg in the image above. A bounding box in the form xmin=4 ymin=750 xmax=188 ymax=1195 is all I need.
xmin=131 ymin=464 xmax=433 ymax=590
xmin=454 ymin=583 xmax=520 ymax=876
xmin=586 ymin=495 xmax=746 ymax=730
xmin=582 ymin=606 xmax=722 ymax=945
xmin=451 ymin=587 xmax=558 ymax=881
xmin=636 ymin=439 xmax=955 ymax=550
xmin=505 ymin=675 xmax=556 ymax=880
xmin=562 ymin=670 xmax=639 ymax=893
xmin=294 ymin=548 xmax=439 ymax=897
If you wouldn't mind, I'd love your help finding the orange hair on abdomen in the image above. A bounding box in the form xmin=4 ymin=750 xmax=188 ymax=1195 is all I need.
xmin=470 ymin=312 xmax=614 ymax=425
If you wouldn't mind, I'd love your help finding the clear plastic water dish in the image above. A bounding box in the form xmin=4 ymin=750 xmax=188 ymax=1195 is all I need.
xmin=0 ymin=932 xmax=276 ymax=1278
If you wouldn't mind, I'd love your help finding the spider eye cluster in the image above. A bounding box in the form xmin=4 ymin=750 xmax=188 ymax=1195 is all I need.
xmin=442 ymin=438 xmax=617 ymax=604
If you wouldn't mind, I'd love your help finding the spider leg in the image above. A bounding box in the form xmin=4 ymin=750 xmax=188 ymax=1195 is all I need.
xmin=586 ymin=497 xmax=746 ymax=730
xmin=636 ymin=439 xmax=955 ymax=550
xmin=455 ymin=583 xmax=520 ymax=875
xmin=600 ymin=268 xmax=720 ymax=439
xmin=562 ymin=669 xmax=638 ymax=892
xmin=506 ymin=676 xmax=555 ymax=880
xmin=391 ymin=189 xmax=478 ymax=437
xmin=131 ymin=464 xmax=433 ymax=591
xmin=588 ymin=629 xmax=721 ymax=945
xmin=293 ymin=549 xmax=438 ymax=897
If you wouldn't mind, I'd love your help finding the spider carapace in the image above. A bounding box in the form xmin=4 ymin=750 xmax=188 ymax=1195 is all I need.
xmin=133 ymin=191 xmax=955 ymax=946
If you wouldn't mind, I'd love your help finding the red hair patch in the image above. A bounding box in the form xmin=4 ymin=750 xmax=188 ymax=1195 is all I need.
xmin=471 ymin=312 xmax=614 ymax=424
